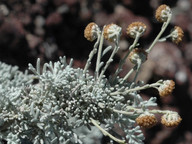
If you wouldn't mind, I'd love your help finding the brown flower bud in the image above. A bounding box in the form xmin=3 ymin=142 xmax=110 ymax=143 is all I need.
xmin=161 ymin=112 xmax=182 ymax=127
xmin=171 ymin=26 xmax=184 ymax=44
xmin=158 ymin=80 xmax=175 ymax=97
xmin=136 ymin=112 xmax=157 ymax=128
xmin=126 ymin=22 xmax=147 ymax=38
xmin=103 ymin=23 xmax=121 ymax=42
xmin=128 ymin=48 xmax=147 ymax=65
xmin=84 ymin=22 xmax=100 ymax=41
xmin=155 ymin=4 xmax=171 ymax=22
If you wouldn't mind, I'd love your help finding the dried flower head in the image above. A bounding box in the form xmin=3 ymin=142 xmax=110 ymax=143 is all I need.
xmin=155 ymin=4 xmax=171 ymax=22
xmin=136 ymin=112 xmax=157 ymax=128
xmin=161 ymin=112 xmax=182 ymax=127
xmin=126 ymin=22 xmax=147 ymax=38
xmin=103 ymin=23 xmax=121 ymax=42
xmin=84 ymin=22 xmax=100 ymax=41
xmin=128 ymin=48 xmax=147 ymax=64
xmin=171 ymin=26 xmax=184 ymax=44
xmin=158 ymin=80 xmax=175 ymax=97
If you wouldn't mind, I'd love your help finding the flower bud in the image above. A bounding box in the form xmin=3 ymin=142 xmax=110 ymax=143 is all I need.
xmin=136 ymin=112 xmax=157 ymax=128
xmin=103 ymin=24 xmax=121 ymax=42
xmin=128 ymin=48 xmax=147 ymax=65
xmin=161 ymin=112 xmax=182 ymax=127
xmin=158 ymin=80 xmax=175 ymax=97
xmin=155 ymin=4 xmax=171 ymax=22
xmin=84 ymin=22 xmax=100 ymax=41
xmin=126 ymin=22 xmax=147 ymax=38
xmin=171 ymin=26 xmax=184 ymax=44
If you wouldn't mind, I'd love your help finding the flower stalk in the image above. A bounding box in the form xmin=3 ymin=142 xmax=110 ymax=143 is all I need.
xmin=83 ymin=33 xmax=101 ymax=74
xmin=95 ymin=31 xmax=104 ymax=78
xmin=111 ymin=81 xmax=161 ymax=96
xmin=90 ymin=118 xmax=126 ymax=144
xmin=146 ymin=13 xmax=172 ymax=53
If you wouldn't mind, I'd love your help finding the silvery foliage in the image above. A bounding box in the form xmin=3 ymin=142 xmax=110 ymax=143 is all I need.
xmin=0 ymin=55 xmax=157 ymax=143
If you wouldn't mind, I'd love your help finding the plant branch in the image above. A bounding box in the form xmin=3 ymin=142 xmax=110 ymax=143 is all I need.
xmin=111 ymin=82 xmax=161 ymax=96
xmin=113 ymin=34 xmax=140 ymax=81
xmin=95 ymin=31 xmax=104 ymax=78
xmin=146 ymin=14 xmax=172 ymax=53
xmin=98 ymin=43 xmax=119 ymax=82
xmin=121 ymin=65 xmax=137 ymax=82
xmin=133 ymin=60 xmax=142 ymax=83
xmin=90 ymin=118 xmax=126 ymax=144
xmin=83 ymin=33 xmax=101 ymax=74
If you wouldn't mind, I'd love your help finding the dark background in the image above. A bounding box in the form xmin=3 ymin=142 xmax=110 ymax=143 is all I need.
xmin=0 ymin=0 xmax=192 ymax=143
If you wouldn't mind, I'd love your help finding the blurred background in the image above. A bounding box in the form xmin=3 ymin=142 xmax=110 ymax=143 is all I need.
xmin=0 ymin=0 xmax=192 ymax=144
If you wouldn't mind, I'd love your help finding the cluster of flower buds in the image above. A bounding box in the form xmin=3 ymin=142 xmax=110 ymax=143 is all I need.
xmin=84 ymin=22 xmax=122 ymax=43
xmin=126 ymin=22 xmax=148 ymax=65
xmin=136 ymin=79 xmax=181 ymax=128
xmin=83 ymin=4 xmax=183 ymax=135
xmin=155 ymin=4 xmax=184 ymax=44
xmin=136 ymin=111 xmax=182 ymax=128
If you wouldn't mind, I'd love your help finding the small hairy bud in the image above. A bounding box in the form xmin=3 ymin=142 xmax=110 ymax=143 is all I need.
xmin=158 ymin=80 xmax=175 ymax=97
xmin=128 ymin=48 xmax=147 ymax=64
xmin=103 ymin=23 xmax=121 ymax=42
xmin=171 ymin=26 xmax=184 ymax=44
xmin=136 ymin=112 xmax=157 ymax=128
xmin=161 ymin=112 xmax=182 ymax=127
xmin=84 ymin=22 xmax=100 ymax=41
xmin=126 ymin=22 xmax=147 ymax=38
xmin=155 ymin=4 xmax=171 ymax=22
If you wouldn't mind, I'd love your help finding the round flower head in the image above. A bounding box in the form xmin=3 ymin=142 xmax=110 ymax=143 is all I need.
xmin=136 ymin=112 xmax=157 ymax=128
xmin=103 ymin=23 xmax=122 ymax=42
xmin=158 ymin=80 xmax=175 ymax=97
xmin=84 ymin=22 xmax=100 ymax=41
xmin=128 ymin=48 xmax=147 ymax=65
xmin=126 ymin=22 xmax=147 ymax=38
xmin=155 ymin=4 xmax=171 ymax=22
xmin=171 ymin=26 xmax=184 ymax=44
xmin=161 ymin=112 xmax=182 ymax=127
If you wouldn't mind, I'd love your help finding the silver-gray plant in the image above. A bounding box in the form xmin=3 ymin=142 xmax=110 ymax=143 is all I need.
xmin=0 ymin=4 xmax=183 ymax=144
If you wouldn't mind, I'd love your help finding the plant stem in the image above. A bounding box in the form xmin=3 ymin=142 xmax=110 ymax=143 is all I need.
xmin=112 ymin=107 xmax=176 ymax=116
xmin=112 ymin=108 xmax=141 ymax=115
xmin=158 ymin=33 xmax=172 ymax=42
xmin=98 ymin=43 xmax=119 ymax=82
xmin=90 ymin=118 xmax=126 ymax=144
xmin=111 ymin=82 xmax=160 ymax=96
xmin=83 ymin=33 xmax=101 ymax=74
xmin=146 ymin=14 xmax=172 ymax=53
xmin=133 ymin=60 xmax=141 ymax=83
xmin=95 ymin=31 xmax=104 ymax=78
xmin=113 ymin=34 xmax=140 ymax=81
xmin=122 ymin=65 xmax=137 ymax=82
xmin=149 ymin=109 xmax=177 ymax=114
